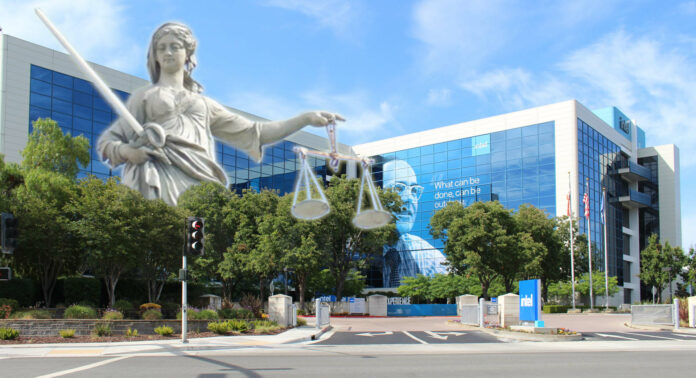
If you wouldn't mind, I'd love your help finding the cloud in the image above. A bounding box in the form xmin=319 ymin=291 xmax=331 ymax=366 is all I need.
xmin=412 ymin=0 xmax=511 ymax=74
xmin=262 ymin=0 xmax=359 ymax=38
xmin=224 ymin=88 xmax=397 ymax=144
xmin=560 ymin=31 xmax=696 ymax=166
xmin=0 ymin=0 xmax=143 ymax=72
xmin=459 ymin=68 xmax=570 ymax=110
xmin=300 ymin=89 xmax=398 ymax=143
xmin=455 ymin=30 xmax=696 ymax=168
xmin=426 ymin=88 xmax=453 ymax=107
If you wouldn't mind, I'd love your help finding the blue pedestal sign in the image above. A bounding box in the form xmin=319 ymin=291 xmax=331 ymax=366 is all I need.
xmin=519 ymin=279 xmax=541 ymax=322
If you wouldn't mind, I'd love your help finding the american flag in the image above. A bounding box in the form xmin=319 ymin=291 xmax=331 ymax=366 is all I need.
xmin=583 ymin=182 xmax=590 ymax=219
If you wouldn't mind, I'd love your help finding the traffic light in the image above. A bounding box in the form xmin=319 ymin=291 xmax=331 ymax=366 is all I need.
xmin=186 ymin=217 xmax=204 ymax=256
xmin=1 ymin=213 xmax=18 ymax=254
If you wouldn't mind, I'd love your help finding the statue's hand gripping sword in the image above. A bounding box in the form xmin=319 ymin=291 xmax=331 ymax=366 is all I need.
xmin=35 ymin=8 xmax=169 ymax=164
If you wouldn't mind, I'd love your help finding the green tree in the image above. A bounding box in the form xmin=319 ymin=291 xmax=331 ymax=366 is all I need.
xmin=548 ymin=270 xmax=620 ymax=304
xmin=0 ymin=155 xmax=24 ymax=213
xmin=69 ymin=177 xmax=143 ymax=307
xmin=178 ymin=182 xmax=244 ymax=301
xmin=639 ymin=234 xmax=685 ymax=303
xmin=514 ymin=205 xmax=563 ymax=300
xmin=138 ymin=199 xmax=185 ymax=303
xmin=683 ymin=247 xmax=696 ymax=295
xmin=312 ymin=176 xmax=399 ymax=301
xmin=259 ymin=195 xmax=323 ymax=309
xmin=21 ymin=118 xmax=89 ymax=178
xmin=430 ymin=200 xmax=516 ymax=299
xmin=307 ymin=268 xmax=366 ymax=300
xmin=11 ymin=169 xmax=80 ymax=306
xmin=230 ymin=189 xmax=281 ymax=299
xmin=397 ymin=274 xmax=432 ymax=303
xmin=429 ymin=274 xmax=472 ymax=303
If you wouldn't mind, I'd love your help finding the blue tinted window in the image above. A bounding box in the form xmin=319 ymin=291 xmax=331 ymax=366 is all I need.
xmin=31 ymin=65 xmax=52 ymax=82
xmin=30 ymin=93 xmax=52 ymax=109
xmin=53 ymin=71 xmax=73 ymax=88
xmin=420 ymin=145 xmax=434 ymax=155
xmin=522 ymin=124 xmax=538 ymax=136
xmin=52 ymin=99 xmax=72 ymax=115
xmin=506 ymin=128 xmax=521 ymax=139
xmin=434 ymin=142 xmax=447 ymax=153
xmin=74 ymin=78 xmax=93 ymax=93
xmin=73 ymin=105 xmax=92 ymax=120
xmin=73 ymin=117 xmax=92 ymax=132
xmin=30 ymin=79 xmax=51 ymax=95
xmin=93 ymin=95 xmax=110 ymax=111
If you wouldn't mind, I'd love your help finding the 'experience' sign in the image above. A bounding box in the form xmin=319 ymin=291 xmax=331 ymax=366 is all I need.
xmin=519 ymin=279 xmax=541 ymax=321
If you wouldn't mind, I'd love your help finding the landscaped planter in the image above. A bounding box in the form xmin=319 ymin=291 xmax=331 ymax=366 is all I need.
xmin=0 ymin=319 xmax=213 ymax=337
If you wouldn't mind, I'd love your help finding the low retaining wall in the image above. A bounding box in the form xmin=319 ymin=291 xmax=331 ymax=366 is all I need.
xmin=387 ymin=304 xmax=457 ymax=316
xmin=0 ymin=319 xmax=212 ymax=337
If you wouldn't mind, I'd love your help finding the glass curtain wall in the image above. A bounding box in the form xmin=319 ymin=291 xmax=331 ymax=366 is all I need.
xmin=577 ymin=119 xmax=624 ymax=284
xmin=365 ymin=121 xmax=555 ymax=287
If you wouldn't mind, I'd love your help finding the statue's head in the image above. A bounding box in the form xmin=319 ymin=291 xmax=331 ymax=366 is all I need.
xmin=147 ymin=22 xmax=202 ymax=93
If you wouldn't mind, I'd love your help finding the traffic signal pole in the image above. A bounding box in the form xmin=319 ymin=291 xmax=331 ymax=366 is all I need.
xmin=181 ymin=218 xmax=188 ymax=344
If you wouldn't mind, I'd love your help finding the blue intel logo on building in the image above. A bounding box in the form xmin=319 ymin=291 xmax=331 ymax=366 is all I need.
xmin=519 ymin=279 xmax=541 ymax=321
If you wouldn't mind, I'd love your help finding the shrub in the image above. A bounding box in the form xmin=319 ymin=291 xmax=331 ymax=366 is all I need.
xmin=125 ymin=328 xmax=139 ymax=337
xmin=218 ymin=308 xmax=254 ymax=320
xmin=0 ymin=327 xmax=19 ymax=340
xmin=296 ymin=317 xmax=307 ymax=327
xmin=64 ymin=305 xmax=97 ymax=319
xmin=251 ymin=320 xmax=280 ymax=334
xmin=63 ymin=278 xmax=101 ymax=308
xmin=142 ymin=309 xmax=163 ymax=320
xmin=154 ymin=326 xmax=174 ymax=336
xmin=92 ymin=323 xmax=112 ymax=337
xmin=226 ymin=319 xmax=249 ymax=333
xmin=207 ymin=321 xmax=230 ymax=335
xmin=543 ymin=305 xmax=570 ymax=314
xmin=102 ymin=309 xmax=124 ymax=320
xmin=0 ymin=298 xmax=19 ymax=313
xmin=160 ymin=302 xmax=179 ymax=319
xmin=240 ymin=294 xmax=263 ymax=318
xmin=197 ymin=309 xmax=219 ymax=320
xmin=114 ymin=299 xmax=134 ymax=314
xmin=139 ymin=303 xmax=161 ymax=312
xmin=0 ymin=304 xmax=12 ymax=319
xmin=0 ymin=279 xmax=36 ymax=307
xmin=11 ymin=310 xmax=52 ymax=319
xmin=59 ymin=329 xmax=76 ymax=338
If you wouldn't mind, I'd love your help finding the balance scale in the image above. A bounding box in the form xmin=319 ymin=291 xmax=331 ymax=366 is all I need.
xmin=290 ymin=123 xmax=392 ymax=229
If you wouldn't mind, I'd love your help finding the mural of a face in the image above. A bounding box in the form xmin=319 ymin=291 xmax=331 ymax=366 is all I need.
xmin=383 ymin=160 xmax=422 ymax=234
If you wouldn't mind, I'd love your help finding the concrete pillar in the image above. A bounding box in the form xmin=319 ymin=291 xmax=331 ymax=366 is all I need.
xmin=368 ymin=295 xmax=387 ymax=316
xmin=268 ymin=294 xmax=292 ymax=327
xmin=688 ymin=296 xmax=696 ymax=328
xmin=456 ymin=294 xmax=478 ymax=316
xmin=498 ymin=293 xmax=520 ymax=328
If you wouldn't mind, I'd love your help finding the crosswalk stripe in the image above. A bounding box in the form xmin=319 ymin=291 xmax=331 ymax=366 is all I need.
xmin=595 ymin=333 xmax=638 ymax=340
xmin=623 ymin=332 xmax=683 ymax=340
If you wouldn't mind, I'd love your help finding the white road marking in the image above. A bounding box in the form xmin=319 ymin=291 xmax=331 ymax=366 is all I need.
xmin=671 ymin=333 xmax=696 ymax=338
xmin=356 ymin=331 xmax=393 ymax=337
xmin=425 ymin=331 xmax=448 ymax=340
xmin=623 ymin=332 xmax=684 ymax=341
xmin=35 ymin=356 xmax=130 ymax=378
xmin=402 ymin=331 xmax=428 ymax=344
xmin=595 ymin=333 xmax=639 ymax=341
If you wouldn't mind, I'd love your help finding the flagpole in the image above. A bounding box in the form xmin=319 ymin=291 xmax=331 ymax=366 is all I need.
xmin=586 ymin=178 xmax=594 ymax=310
xmin=603 ymin=186 xmax=609 ymax=310
xmin=568 ymin=172 xmax=576 ymax=310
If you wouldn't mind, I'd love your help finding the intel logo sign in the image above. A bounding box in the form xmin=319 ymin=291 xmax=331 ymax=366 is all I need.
xmin=520 ymin=294 xmax=534 ymax=307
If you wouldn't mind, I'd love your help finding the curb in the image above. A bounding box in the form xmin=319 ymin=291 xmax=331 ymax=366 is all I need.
xmin=295 ymin=325 xmax=332 ymax=343
xmin=482 ymin=328 xmax=583 ymax=342
xmin=624 ymin=322 xmax=673 ymax=331
xmin=447 ymin=320 xmax=582 ymax=342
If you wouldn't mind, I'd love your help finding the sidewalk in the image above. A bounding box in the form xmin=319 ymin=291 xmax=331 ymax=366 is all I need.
xmin=0 ymin=326 xmax=330 ymax=358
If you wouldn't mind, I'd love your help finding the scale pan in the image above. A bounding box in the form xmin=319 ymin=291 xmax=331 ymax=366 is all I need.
xmin=292 ymin=199 xmax=330 ymax=220
xmin=352 ymin=209 xmax=392 ymax=230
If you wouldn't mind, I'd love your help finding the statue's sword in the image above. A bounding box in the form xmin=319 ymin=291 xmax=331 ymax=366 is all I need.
xmin=35 ymin=8 xmax=167 ymax=154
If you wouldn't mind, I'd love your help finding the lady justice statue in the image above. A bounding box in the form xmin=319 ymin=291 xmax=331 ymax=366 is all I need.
xmin=94 ymin=22 xmax=344 ymax=205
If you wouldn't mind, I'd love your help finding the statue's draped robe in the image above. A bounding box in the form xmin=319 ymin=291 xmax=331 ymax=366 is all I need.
xmin=98 ymin=85 xmax=262 ymax=205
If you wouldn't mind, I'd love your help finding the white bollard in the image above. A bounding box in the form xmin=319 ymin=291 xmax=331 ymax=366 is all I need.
xmin=674 ymin=298 xmax=680 ymax=329
xmin=479 ymin=298 xmax=485 ymax=328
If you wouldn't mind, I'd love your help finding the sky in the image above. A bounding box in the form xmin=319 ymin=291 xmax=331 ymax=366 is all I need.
xmin=1 ymin=0 xmax=695 ymax=248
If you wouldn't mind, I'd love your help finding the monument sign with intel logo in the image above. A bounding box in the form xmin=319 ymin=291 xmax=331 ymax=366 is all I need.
xmin=519 ymin=279 xmax=541 ymax=322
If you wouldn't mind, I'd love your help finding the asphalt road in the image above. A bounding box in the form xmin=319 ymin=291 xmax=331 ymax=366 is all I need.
xmin=315 ymin=330 xmax=501 ymax=345
xmin=4 ymin=350 xmax=696 ymax=378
